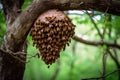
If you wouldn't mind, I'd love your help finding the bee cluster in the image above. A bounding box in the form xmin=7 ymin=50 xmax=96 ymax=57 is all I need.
xmin=31 ymin=9 xmax=75 ymax=65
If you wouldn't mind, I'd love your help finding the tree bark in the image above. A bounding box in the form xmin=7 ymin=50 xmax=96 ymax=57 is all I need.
xmin=0 ymin=0 xmax=120 ymax=80
xmin=0 ymin=0 xmax=26 ymax=80
xmin=73 ymin=36 xmax=120 ymax=49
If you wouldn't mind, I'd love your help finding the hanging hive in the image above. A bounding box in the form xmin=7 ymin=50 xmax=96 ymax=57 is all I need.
xmin=31 ymin=9 xmax=75 ymax=65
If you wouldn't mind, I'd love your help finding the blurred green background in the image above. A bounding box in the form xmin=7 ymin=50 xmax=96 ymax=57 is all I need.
xmin=0 ymin=0 xmax=120 ymax=80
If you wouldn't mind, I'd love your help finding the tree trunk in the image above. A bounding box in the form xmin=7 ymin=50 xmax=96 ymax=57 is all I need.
xmin=0 ymin=0 xmax=26 ymax=80
xmin=0 ymin=0 xmax=120 ymax=80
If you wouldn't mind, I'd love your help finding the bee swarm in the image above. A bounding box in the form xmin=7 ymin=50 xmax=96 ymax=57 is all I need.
xmin=31 ymin=9 xmax=75 ymax=65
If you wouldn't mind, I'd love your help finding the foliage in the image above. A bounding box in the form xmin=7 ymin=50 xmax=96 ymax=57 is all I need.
xmin=0 ymin=10 xmax=6 ymax=45
xmin=22 ymin=0 xmax=33 ymax=9
xmin=23 ymin=11 xmax=120 ymax=80
xmin=0 ymin=0 xmax=120 ymax=80
xmin=112 ymin=16 xmax=120 ymax=37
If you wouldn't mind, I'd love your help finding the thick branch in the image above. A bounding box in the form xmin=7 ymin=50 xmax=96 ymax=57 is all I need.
xmin=1 ymin=0 xmax=24 ymax=27
xmin=73 ymin=36 xmax=120 ymax=49
xmin=4 ymin=0 xmax=120 ymax=51
xmin=0 ymin=0 xmax=26 ymax=80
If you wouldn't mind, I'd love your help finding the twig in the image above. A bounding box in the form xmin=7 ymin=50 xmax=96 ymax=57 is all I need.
xmin=0 ymin=48 xmax=44 ymax=64
xmin=0 ymin=48 xmax=26 ymax=64
xmin=27 ymin=53 xmax=39 ymax=58
xmin=81 ymin=69 xmax=120 ymax=80
xmin=85 ymin=11 xmax=103 ymax=39
xmin=112 ymin=44 xmax=120 ymax=79
xmin=113 ymin=40 xmax=118 ymax=61
xmin=73 ymin=36 xmax=120 ymax=49
xmin=67 ymin=11 xmax=102 ymax=16
xmin=107 ymin=48 xmax=120 ymax=67
xmin=102 ymin=49 xmax=108 ymax=80
xmin=107 ymin=48 xmax=120 ymax=80
xmin=101 ymin=7 xmax=110 ymax=39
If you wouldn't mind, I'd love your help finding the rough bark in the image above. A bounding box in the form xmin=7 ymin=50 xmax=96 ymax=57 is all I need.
xmin=0 ymin=0 xmax=120 ymax=80
xmin=4 ymin=0 xmax=120 ymax=52
xmin=0 ymin=0 xmax=26 ymax=80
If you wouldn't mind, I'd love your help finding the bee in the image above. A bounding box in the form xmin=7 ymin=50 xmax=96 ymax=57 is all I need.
xmin=55 ymin=48 xmax=58 ymax=52
xmin=55 ymin=20 xmax=58 ymax=23
xmin=64 ymin=22 xmax=68 ymax=26
xmin=55 ymin=23 xmax=59 ymax=26
xmin=40 ymin=21 xmax=45 ymax=25
xmin=41 ymin=56 xmax=45 ymax=60
xmin=31 ymin=31 xmax=36 ymax=36
xmin=46 ymin=53 xmax=49 ymax=57
xmin=56 ymin=35 xmax=60 ymax=39
xmin=58 ymin=22 xmax=62 ymax=27
xmin=49 ymin=24 xmax=53 ymax=28
xmin=53 ymin=28 xmax=56 ymax=33
xmin=47 ymin=33 xmax=51 ymax=37
xmin=37 ymin=35 xmax=41 ymax=39
xmin=71 ymin=31 xmax=75 ymax=36
xmin=42 ymin=39 xmax=46 ymax=43
xmin=64 ymin=17 xmax=69 ymax=21
xmin=35 ymin=22 xmax=40 ymax=25
xmin=51 ymin=16 xmax=56 ymax=21
xmin=47 ymin=45 xmax=51 ymax=49
xmin=63 ymin=46 xmax=66 ymax=51
xmin=68 ymin=27 xmax=72 ymax=31
xmin=63 ymin=27 xmax=67 ymax=31
xmin=46 ymin=17 xmax=51 ymax=21
xmin=47 ymin=37 xmax=52 ymax=41
xmin=72 ymin=26 xmax=75 ymax=30
xmin=61 ymin=31 xmax=64 ymax=35
xmin=31 ymin=28 xmax=35 ymax=34
xmin=45 ymin=27 xmax=50 ymax=32
xmin=40 ymin=40 xmax=43 ymax=44
xmin=67 ymin=43 xmax=69 ymax=46
xmin=50 ymin=30 xmax=54 ymax=34
xmin=52 ymin=56 xmax=56 ymax=59
xmin=34 ymin=36 xmax=37 ymax=39
xmin=40 ymin=29 xmax=44 ymax=33
xmin=37 ymin=40 xmax=41 ymax=44
xmin=41 ymin=49 xmax=46 ymax=53
xmin=56 ymin=27 xmax=60 ymax=31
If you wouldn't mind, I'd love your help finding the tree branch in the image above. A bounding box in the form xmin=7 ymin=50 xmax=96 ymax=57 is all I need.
xmin=107 ymin=48 xmax=120 ymax=67
xmin=102 ymin=49 xmax=107 ymax=80
xmin=2 ymin=0 xmax=120 ymax=51
xmin=81 ymin=69 xmax=120 ymax=80
xmin=0 ymin=0 xmax=120 ymax=79
xmin=107 ymin=47 xmax=120 ymax=79
xmin=73 ymin=36 xmax=120 ymax=49
xmin=85 ymin=11 xmax=103 ymax=39
xmin=1 ymin=0 xmax=24 ymax=27
xmin=0 ymin=48 xmax=26 ymax=65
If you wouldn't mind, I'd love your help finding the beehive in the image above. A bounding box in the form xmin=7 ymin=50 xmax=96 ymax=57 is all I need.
xmin=31 ymin=9 xmax=75 ymax=65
